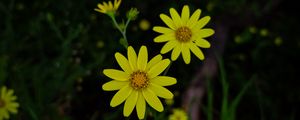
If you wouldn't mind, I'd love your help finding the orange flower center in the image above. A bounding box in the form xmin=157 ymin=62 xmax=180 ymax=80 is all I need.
xmin=130 ymin=71 xmax=149 ymax=89
xmin=175 ymin=26 xmax=192 ymax=42
xmin=0 ymin=98 xmax=5 ymax=108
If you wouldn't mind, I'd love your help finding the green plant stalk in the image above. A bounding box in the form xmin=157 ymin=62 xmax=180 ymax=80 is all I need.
xmin=217 ymin=56 xmax=229 ymax=120
xmin=216 ymin=53 xmax=253 ymax=120
xmin=110 ymin=15 xmax=131 ymax=48
xmin=254 ymin=76 xmax=265 ymax=120
xmin=123 ymin=17 xmax=131 ymax=42
xmin=228 ymin=78 xmax=253 ymax=120
xmin=26 ymin=105 xmax=39 ymax=120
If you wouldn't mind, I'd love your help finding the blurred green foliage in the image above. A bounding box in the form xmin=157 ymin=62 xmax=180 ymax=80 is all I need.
xmin=0 ymin=0 xmax=299 ymax=120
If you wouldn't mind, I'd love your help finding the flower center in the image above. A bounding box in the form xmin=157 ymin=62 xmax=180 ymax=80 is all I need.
xmin=0 ymin=98 xmax=5 ymax=108
xmin=130 ymin=71 xmax=149 ymax=89
xmin=175 ymin=26 xmax=192 ymax=42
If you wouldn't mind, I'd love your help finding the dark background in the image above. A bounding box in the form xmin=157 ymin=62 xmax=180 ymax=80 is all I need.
xmin=0 ymin=0 xmax=299 ymax=119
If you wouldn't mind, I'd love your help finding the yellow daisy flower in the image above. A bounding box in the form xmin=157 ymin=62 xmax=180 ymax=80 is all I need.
xmin=94 ymin=0 xmax=121 ymax=14
xmin=169 ymin=108 xmax=188 ymax=120
xmin=153 ymin=5 xmax=215 ymax=64
xmin=102 ymin=46 xmax=177 ymax=119
xmin=0 ymin=86 xmax=19 ymax=120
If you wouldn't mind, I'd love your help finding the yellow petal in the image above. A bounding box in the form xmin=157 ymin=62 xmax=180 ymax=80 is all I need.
xmin=8 ymin=96 xmax=17 ymax=101
xmin=142 ymin=88 xmax=163 ymax=112
xmin=103 ymin=2 xmax=108 ymax=7
xmin=5 ymin=90 xmax=16 ymax=101
xmin=103 ymin=69 xmax=129 ymax=81
xmin=161 ymin=40 xmax=178 ymax=54
xmin=197 ymin=29 xmax=215 ymax=38
xmin=154 ymin=34 xmax=175 ymax=43
xmin=171 ymin=45 xmax=182 ymax=61
xmin=194 ymin=38 xmax=211 ymax=48
xmin=123 ymin=90 xmax=138 ymax=117
xmin=8 ymin=102 xmax=20 ymax=108
xmin=102 ymin=80 xmax=129 ymax=91
xmin=94 ymin=8 xmax=103 ymax=13
xmin=7 ymin=107 xmax=18 ymax=114
xmin=181 ymin=5 xmax=190 ymax=24
xmin=190 ymin=43 xmax=205 ymax=60
xmin=182 ymin=44 xmax=191 ymax=64
xmin=148 ymin=59 xmax=170 ymax=79
xmin=153 ymin=26 xmax=174 ymax=34
xmin=7 ymin=103 xmax=19 ymax=114
xmin=8 ymin=89 xmax=14 ymax=95
xmin=97 ymin=4 xmax=106 ymax=10
xmin=127 ymin=46 xmax=138 ymax=70
xmin=191 ymin=16 xmax=211 ymax=30
xmin=1 ymin=86 xmax=7 ymax=98
xmin=137 ymin=46 xmax=148 ymax=71
xmin=108 ymin=1 xmax=113 ymax=10
xmin=149 ymin=83 xmax=174 ymax=99
xmin=2 ymin=109 xmax=9 ymax=119
xmin=96 ymin=9 xmax=106 ymax=14
xmin=136 ymin=92 xmax=146 ymax=119
xmin=187 ymin=9 xmax=201 ymax=28
xmin=114 ymin=0 xmax=121 ymax=10
xmin=146 ymin=54 xmax=162 ymax=71
xmin=115 ymin=52 xmax=133 ymax=74
xmin=170 ymin=8 xmax=182 ymax=28
xmin=150 ymin=76 xmax=177 ymax=86
xmin=0 ymin=110 xmax=3 ymax=117
xmin=110 ymin=85 xmax=132 ymax=107
xmin=160 ymin=14 xmax=176 ymax=30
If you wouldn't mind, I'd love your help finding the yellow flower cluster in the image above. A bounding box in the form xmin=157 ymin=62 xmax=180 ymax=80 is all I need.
xmin=96 ymin=1 xmax=214 ymax=119
xmin=169 ymin=108 xmax=188 ymax=120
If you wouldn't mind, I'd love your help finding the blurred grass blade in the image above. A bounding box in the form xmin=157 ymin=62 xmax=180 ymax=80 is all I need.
xmin=229 ymin=75 xmax=254 ymax=120
xmin=26 ymin=105 xmax=39 ymax=120
xmin=215 ymin=53 xmax=229 ymax=120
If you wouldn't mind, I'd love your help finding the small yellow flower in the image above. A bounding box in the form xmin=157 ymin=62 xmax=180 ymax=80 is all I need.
xmin=234 ymin=35 xmax=242 ymax=44
xmin=139 ymin=19 xmax=151 ymax=31
xmin=96 ymin=40 xmax=105 ymax=48
xmin=0 ymin=86 xmax=19 ymax=120
xmin=153 ymin=5 xmax=214 ymax=64
xmin=169 ymin=108 xmax=188 ymax=120
xmin=165 ymin=98 xmax=174 ymax=106
xmin=94 ymin=0 xmax=121 ymax=15
xmin=206 ymin=2 xmax=215 ymax=12
xmin=260 ymin=28 xmax=269 ymax=36
xmin=102 ymin=46 xmax=177 ymax=119
xmin=249 ymin=26 xmax=257 ymax=34
xmin=274 ymin=37 xmax=283 ymax=46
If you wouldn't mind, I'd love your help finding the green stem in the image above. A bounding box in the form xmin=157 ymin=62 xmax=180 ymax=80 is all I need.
xmin=123 ymin=17 xmax=131 ymax=42
xmin=216 ymin=54 xmax=229 ymax=120
xmin=110 ymin=15 xmax=130 ymax=48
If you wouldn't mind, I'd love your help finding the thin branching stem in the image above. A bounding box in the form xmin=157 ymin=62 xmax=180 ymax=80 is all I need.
xmin=110 ymin=15 xmax=130 ymax=48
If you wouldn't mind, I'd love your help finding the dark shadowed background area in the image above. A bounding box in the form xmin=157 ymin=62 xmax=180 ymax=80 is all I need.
xmin=0 ymin=0 xmax=299 ymax=119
